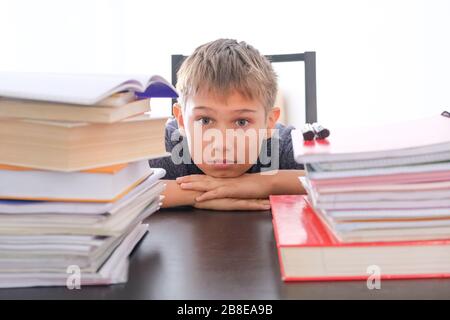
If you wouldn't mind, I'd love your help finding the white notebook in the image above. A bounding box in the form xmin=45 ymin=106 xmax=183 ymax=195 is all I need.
xmin=292 ymin=114 xmax=450 ymax=164
xmin=0 ymin=160 xmax=156 ymax=201
xmin=305 ymin=161 xmax=450 ymax=180
xmin=310 ymin=150 xmax=450 ymax=172
xmin=0 ymin=168 xmax=166 ymax=214
xmin=0 ymin=223 xmax=148 ymax=288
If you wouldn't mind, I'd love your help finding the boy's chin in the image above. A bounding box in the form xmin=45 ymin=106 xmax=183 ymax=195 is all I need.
xmin=197 ymin=163 xmax=253 ymax=178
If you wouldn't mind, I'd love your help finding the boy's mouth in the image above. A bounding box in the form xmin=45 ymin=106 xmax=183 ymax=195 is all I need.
xmin=206 ymin=159 xmax=237 ymax=169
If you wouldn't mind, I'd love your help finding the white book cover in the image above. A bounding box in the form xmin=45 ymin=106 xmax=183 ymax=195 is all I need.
xmin=0 ymin=160 xmax=156 ymax=201
xmin=0 ymin=167 xmax=166 ymax=211
xmin=292 ymin=114 xmax=450 ymax=164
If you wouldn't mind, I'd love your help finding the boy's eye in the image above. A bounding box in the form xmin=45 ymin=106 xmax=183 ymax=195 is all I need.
xmin=235 ymin=119 xmax=249 ymax=127
xmin=196 ymin=117 xmax=213 ymax=126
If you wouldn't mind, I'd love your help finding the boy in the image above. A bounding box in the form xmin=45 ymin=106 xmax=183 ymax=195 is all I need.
xmin=149 ymin=39 xmax=305 ymax=210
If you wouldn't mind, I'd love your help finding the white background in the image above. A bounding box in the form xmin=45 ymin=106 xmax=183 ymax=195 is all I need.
xmin=0 ymin=0 xmax=449 ymax=128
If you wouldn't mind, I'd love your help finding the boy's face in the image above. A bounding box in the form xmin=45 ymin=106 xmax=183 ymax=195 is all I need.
xmin=173 ymin=90 xmax=280 ymax=178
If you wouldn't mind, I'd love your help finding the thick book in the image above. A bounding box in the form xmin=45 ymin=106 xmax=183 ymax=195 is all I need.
xmin=0 ymin=96 xmax=152 ymax=123
xmin=270 ymin=195 xmax=450 ymax=281
xmin=292 ymin=114 xmax=450 ymax=164
xmin=0 ymin=160 xmax=156 ymax=202
xmin=0 ymin=114 xmax=169 ymax=171
xmin=0 ymin=72 xmax=178 ymax=105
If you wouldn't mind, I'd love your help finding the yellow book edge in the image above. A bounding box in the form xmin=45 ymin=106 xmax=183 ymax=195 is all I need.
xmin=0 ymin=163 xmax=129 ymax=174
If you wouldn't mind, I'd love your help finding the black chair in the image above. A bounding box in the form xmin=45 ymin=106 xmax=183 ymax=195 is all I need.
xmin=171 ymin=52 xmax=317 ymax=123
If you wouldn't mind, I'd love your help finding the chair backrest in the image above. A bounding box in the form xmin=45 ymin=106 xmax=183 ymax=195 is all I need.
xmin=171 ymin=52 xmax=317 ymax=123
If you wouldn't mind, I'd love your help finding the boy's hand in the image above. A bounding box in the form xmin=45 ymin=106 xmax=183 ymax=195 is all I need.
xmin=176 ymin=174 xmax=273 ymax=202
xmin=177 ymin=170 xmax=305 ymax=203
xmin=193 ymin=197 xmax=271 ymax=211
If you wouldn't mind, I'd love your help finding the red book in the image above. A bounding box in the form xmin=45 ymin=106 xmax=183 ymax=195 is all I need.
xmin=270 ymin=195 xmax=450 ymax=281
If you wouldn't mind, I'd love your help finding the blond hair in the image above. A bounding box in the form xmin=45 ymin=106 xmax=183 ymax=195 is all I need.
xmin=176 ymin=39 xmax=277 ymax=113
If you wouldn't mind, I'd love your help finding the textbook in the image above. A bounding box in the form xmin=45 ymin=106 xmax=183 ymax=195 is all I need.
xmin=0 ymin=114 xmax=169 ymax=171
xmin=0 ymin=96 xmax=152 ymax=123
xmin=270 ymin=195 xmax=450 ymax=281
xmin=0 ymin=72 xmax=178 ymax=105
xmin=0 ymin=161 xmax=156 ymax=202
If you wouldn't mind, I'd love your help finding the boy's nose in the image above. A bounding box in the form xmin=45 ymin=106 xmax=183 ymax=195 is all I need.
xmin=209 ymin=128 xmax=234 ymax=155
xmin=212 ymin=130 xmax=232 ymax=149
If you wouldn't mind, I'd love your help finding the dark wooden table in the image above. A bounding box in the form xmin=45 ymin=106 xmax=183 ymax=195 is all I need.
xmin=1 ymin=207 xmax=450 ymax=299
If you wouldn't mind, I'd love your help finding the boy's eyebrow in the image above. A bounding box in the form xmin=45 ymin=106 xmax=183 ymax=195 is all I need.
xmin=232 ymin=108 xmax=257 ymax=113
xmin=193 ymin=106 xmax=257 ymax=113
xmin=193 ymin=106 xmax=217 ymax=113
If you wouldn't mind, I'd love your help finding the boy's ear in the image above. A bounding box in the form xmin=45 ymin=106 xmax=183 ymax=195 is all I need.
xmin=266 ymin=107 xmax=281 ymax=138
xmin=172 ymin=103 xmax=185 ymax=130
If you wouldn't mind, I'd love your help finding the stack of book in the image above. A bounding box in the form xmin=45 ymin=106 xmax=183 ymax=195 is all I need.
xmin=270 ymin=112 xmax=450 ymax=281
xmin=0 ymin=72 xmax=177 ymax=288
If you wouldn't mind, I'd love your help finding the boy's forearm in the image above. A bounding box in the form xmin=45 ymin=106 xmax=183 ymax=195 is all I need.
xmin=261 ymin=170 xmax=306 ymax=196
xmin=161 ymin=170 xmax=306 ymax=208
xmin=161 ymin=180 xmax=202 ymax=208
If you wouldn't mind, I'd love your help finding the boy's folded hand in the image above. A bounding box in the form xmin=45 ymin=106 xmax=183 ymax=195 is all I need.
xmin=193 ymin=198 xmax=271 ymax=211
xmin=176 ymin=174 xmax=273 ymax=202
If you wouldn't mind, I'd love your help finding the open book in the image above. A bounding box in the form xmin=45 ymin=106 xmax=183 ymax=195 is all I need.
xmin=0 ymin=72 xmax=178 ymax=105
